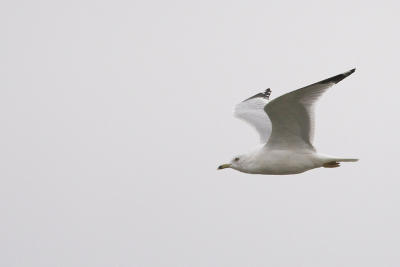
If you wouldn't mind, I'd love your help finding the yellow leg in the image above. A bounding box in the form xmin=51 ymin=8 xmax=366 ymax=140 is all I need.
xmin=323 ymin=161 xmax=340 ymax=168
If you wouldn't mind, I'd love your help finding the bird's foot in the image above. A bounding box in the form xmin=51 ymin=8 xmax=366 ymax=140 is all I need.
xmin=323 ymin=161 xmax=340 ymax=168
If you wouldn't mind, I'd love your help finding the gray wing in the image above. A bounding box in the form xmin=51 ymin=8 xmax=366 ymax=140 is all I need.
xmin=264 ymin=69 xmax=355 ymax=150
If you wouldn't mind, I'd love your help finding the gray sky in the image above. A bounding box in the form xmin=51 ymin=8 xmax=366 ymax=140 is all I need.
xmin=1 ymin=0 xmax=400 ymax=266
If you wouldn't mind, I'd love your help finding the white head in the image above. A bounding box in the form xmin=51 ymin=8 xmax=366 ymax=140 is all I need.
xmin=218 ymin=154 xmax=250 ymax=172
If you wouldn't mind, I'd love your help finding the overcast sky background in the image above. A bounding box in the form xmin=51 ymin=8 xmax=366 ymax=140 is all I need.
xmin=1 ymin=0 xmax=400 ymax=266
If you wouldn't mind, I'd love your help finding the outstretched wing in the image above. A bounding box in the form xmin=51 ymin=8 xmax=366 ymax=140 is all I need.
xmin=234 ymin=89 xmax=272 ymax=143
xmin=264 ymin=69 xmax=355 ymax=150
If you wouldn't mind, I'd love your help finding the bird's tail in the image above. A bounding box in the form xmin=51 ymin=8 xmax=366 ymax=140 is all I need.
xmin=335 ymin=158 xmax=359 ymax=162
xmin=321 ymin=156 xmax=359 ymax=168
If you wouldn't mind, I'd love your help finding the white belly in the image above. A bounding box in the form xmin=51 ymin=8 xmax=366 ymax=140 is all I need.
xmin=245 ymin=149 xmax=324 ymax=175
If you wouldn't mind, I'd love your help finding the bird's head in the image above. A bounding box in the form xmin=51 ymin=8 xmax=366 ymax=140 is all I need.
xmin=217 ymin=155 xmax=245 ymax=171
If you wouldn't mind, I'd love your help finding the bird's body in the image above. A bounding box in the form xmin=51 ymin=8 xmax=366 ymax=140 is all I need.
xmin=218 ymin=69 xmax=358 ymax=175
xmin=231 ymin=147 xmax=356 ymax=175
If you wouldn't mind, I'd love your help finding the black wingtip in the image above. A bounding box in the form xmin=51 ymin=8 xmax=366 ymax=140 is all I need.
xmin=264 ymin=88 xmax=271 ymax=98
xmin=242 ymin=88 xmax=272 ymax=102
xmin=320 ymin=68 xmax=356 ymax=84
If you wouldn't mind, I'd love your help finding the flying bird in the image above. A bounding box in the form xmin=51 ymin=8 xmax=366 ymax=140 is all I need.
xmin=218 ymin=69 xmax=358 ymax=175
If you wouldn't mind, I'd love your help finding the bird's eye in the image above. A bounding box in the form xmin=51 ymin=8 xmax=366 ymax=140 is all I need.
xmin=234 ymin=157 xmax=240 ymax=162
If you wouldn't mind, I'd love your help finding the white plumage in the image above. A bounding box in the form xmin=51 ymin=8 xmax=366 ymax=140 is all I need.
xmin=234 ymin=89 xmax=272 ymax=143
xmin=219 ymin=69 xmax=358 ymax=175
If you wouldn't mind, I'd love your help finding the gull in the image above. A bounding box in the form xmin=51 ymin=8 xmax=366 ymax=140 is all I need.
xmin=218 ymin=69 xmax=358 ymax=175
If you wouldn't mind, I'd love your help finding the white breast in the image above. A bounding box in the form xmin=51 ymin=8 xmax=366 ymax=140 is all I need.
xmin=245 ymin=149 xmax=323 ymax=175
